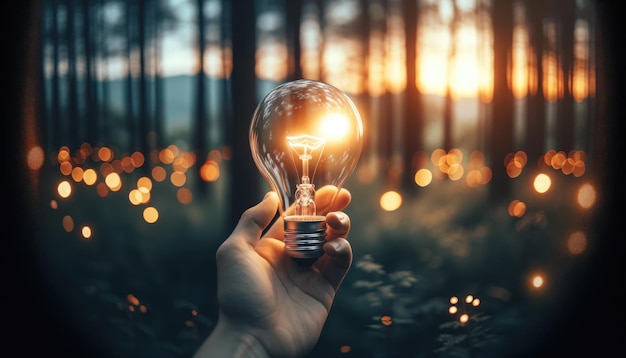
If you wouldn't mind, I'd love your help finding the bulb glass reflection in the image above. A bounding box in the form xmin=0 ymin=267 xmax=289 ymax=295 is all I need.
xmin=249 ymin=79 xmax=363 ymax=263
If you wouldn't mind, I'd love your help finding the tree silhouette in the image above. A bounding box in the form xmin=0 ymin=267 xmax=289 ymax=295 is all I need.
xmin=488 ymin=0 xmax=514 ymax=202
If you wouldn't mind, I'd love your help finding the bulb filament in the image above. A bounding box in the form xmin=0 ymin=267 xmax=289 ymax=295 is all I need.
xmin=287 ymin=134 xmax=326 ymax=216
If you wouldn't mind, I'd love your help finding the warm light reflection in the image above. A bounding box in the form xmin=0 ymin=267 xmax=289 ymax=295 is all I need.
xmin=533 ymin=173 xmax=551 ymax=194
xmin=256 ymin=41 xmax=288 ymax=82
xmin=448 ymin=294 xmax=479 ymax=324
xmin=71 ymin=167 xmax=84 ymax=182
xmin=27 ymin=146 xmax=45 ymax=170
xmin=57 ymin=180 xmax=72 ymax=198
xmin=508 ymin=199 xmax=526 ymax=218
xmin=380 ymin=191 xmax=402 ymax=211
xmin=98 ymin=146 xmax=113 ymax=162
xmin=170 ymin=171 xmax=187 ymax=187
xmin=384 ymin=10 xmax=406 ymax=94
xmin=320 ymin=114 xmax=349 ymax=140
xmin=576 ymin=183 xmax=596 ymax=209
xmin=60 ymin=161 xmax=72 ymax=176
xmin=511 ymin=3 xmax=528 ymax=98
xmin=532 ymin=274 xmax=544 ymax=288
xmin=567 ymin=231 xmax=587 ymax=255
xmin=572 ymin=19 xmax=591 ymax=102
xmin=204 ymin=45 xmax=232 ymax=79
xmin=105 ymin=172 xmax=122 ymax=192
xmin=143 ymin=207 xmax=159 ymax=224
xmin=381 ymin=315 xmax=392 ymax=326
xmin=152 ymin=166 xmax=167 ymax=182
xmin=81 ymin=225 xmax=92 ymax=239
xmin=137 ymin=177 xmax=153 ymax=191
xmin=414 ymin=169 xmax=433 ymax=187
xmin=543 ymin=23 xmax=563 ymax=102
xmin=200 ymin=160 xmax=220 ymax=182
xmin=62 ymin=215 xmax=74 ymax=232
xmin=83 ymin=169 xmax=97 ymax=185
xmin=177 ymin=188 xmax=193 ymax=205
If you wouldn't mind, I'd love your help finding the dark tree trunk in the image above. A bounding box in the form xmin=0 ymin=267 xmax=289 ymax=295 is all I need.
xmin=228 ymin=0 xmax=260 ymax=230
xmin=125 ymin=0 xmax=136 ymax=152
xmin=442 ymin=0 xmax=459 ymax=152
xmin=82 ymin=0 xmax=98 ymax=146
xmin=489 ymin=0 xmax=514 ymax=202
xmin=66 ymin=0 xmax=79 ymax=149
xmin=555 ymin=0 xmax=575 ymax=151
xmin=97 ymin=0 xmax=110 ymax=146
xmin=51 ymin=0 xmax=61 ymax=152
xmin=379 ymin=0 xmax=392 ymax=168
xmin=443 ymin=85 xmax=453 ymax=150
xmin=285 ymin=0 xmax=303 ymax=81
xmin=356 ymin=0 xmax=371 ymax=167
xmin=153 ymin=0 xmax=164 ymax=150
xmin=138 ymin=0 xmax=149 ymax=158
xmin=220 ymin=0 xmax=231 ymax=148
xmin=195 ymin=0 xmax=207 ymax=191
xmin=402 ymin=0 xmax=423 ymax=192
xmin=526 ymin=0 xmax=546 ymax=167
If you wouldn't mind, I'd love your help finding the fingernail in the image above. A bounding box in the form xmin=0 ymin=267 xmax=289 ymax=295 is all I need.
xmin=335 ymin=213 xmax=345 ymax=221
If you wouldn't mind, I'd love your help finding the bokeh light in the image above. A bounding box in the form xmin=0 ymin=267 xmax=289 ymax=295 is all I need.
xmin=26 ymin=146 xmax=45 ymax=170
xmin=143 ymin=207 xmax=159 ymax=223
xmin=105 ymin=173 xmax=122 ymax=191
xmin=57 ymin=180 xmax=72 ymax=198
xmin=380 ymin=315 xmax=392 ymax=326
xmin=81 ymin=226 xmax=92 ymax=239
xmin=577 ymin=183 xmax=596 ymax=209
xmin=380 ymin=191 xmax=402 ymax=211
xmin=83 ymin=168 xmax=97 ymax=185
xmin=414 ymin=168 xmax=433 ymax=187
xmin=567 ymin=231 xmax=587 ymax=255
xmin=62 ymin=215 xmax=74 ymax=232
xmin=533 ymin=173 xmax=551 ymax=194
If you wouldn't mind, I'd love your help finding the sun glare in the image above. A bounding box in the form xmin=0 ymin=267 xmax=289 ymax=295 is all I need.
xmin=320 ymin=113 xmax=349 ymax=140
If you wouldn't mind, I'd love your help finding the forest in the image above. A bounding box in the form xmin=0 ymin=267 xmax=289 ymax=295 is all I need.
xmin=6 ymin=0 xmax=624 ymax=357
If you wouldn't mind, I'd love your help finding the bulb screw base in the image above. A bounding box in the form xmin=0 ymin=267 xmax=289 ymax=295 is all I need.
xmin=284 ymin=215 xmax=326 ymax=265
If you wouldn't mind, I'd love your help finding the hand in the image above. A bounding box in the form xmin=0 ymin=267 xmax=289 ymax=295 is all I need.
xmin=194 ymin=186 xmax=353 ymax=358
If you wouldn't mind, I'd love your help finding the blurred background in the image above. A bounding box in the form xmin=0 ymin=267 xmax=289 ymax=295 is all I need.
xmin=5 ymin=0 xmax=623 ymax=357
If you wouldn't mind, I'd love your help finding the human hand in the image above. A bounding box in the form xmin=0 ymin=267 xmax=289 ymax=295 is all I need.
xmin=194 ymin=186 xmax=352 ymax=358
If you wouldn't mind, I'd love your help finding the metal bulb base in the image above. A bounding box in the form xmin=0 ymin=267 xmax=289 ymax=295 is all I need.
xmin=284 ymin=215 xmax=326 ymax=265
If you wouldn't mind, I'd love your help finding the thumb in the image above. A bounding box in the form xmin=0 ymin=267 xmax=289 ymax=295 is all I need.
xmin=230 ymin=191 xmax=279 ymax=247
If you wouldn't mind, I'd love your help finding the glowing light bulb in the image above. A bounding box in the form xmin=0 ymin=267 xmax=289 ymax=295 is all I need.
xmin=250 ymin=79 xmax=364 ymax=265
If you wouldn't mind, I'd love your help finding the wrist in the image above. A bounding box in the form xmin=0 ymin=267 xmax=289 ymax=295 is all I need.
xmin=194 ymin=316 xmax=269 ymax=358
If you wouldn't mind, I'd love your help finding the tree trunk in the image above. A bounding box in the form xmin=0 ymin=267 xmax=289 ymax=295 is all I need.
xmin=138 ymin=0 xmax=149 ymax=158
xmin=195 ymin=0 xmax=207 ymax=192
xmin=285 ymin=0 xmax=303 ymax=81
xmin=402 ymin=0 xmax=423 ymax=192
xmin=66 ymin=0 xmax=79 ymax=149
xmin=228 ymin=0 xmax=260 ymax=230
xmin=555 ymin=0 xmax=575 ymax=151
xmin=51 ymin=0 xmax=61 ymax=152
xmin=125 ymin=0 xmax=136 ymax=152
xmin=488 ymin=0 xmax=514 ymax=202
xmin=526 ymin=0 xmax=546 ymax=167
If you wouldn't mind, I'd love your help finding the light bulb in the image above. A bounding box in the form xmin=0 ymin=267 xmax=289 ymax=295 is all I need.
xmin=249 ymin=79 xmax=364 ymax=265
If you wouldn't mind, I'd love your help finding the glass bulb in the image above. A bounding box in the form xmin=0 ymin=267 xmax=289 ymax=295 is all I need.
xmin=249 ymin=79 xmax=364 ymax=264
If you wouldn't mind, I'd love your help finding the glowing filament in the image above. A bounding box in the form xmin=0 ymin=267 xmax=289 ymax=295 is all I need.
xmin=287 ymin=134 xmax=326 ymax=216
